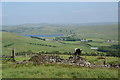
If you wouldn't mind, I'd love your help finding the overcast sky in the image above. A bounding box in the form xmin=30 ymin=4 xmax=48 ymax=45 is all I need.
xmin=2 ymin=2 xmax=118 ymax=25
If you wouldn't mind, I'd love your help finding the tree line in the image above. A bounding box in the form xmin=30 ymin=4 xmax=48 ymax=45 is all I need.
xmin=97 ymin=45 xmax=119 ymax=57
xmin=29 ymin=43 xmax=57 ymax=47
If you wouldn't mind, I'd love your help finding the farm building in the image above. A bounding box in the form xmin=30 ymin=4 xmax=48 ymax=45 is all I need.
xmin=90 ymin=47 xmax=98 ymax=50
xmin=81 ymin=39 xmax=88 ymax=42
xmin=81 ymin=39 xmax=92 ymax=42
xmin=106 ymin=40 xmax=114 ymax=42
xmin=45 ymin=39 xmax=53 ymax=41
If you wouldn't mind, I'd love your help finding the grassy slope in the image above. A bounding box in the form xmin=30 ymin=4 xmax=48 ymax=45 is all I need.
xmin=2 ymin=32 xmax=93 ymax=55
xmin=2 ymin=55 xmax=119 ymax=78
xmin=74 ymin=24 xmax=118 ymax=40
xmin=2 ymin=31 xmax=118 ymax=55
xmin=2 ymin=62 xmax=118 ymax=78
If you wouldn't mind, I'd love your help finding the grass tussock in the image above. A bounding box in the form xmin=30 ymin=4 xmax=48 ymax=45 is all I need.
xmin=2 ymin=62 xmax=118 ymax=78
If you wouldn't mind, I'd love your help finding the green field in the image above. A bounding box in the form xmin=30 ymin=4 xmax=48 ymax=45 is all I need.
xmin=1 ymin=54 xmax=119 ymax=78
xmin=2 ymin=31 xmax=118 ymax=55
xmin=2 ymin=55 xmax=119 ymax=78
xmin=1 ymin=23 xmax=119 ymax=78
xmin=2 ymin=63 xmax=118 ymax=78
xmin=2 ymin=23 xmax=118 ymax=55
xmin=1 ymin=32 xmax=95 ymax=55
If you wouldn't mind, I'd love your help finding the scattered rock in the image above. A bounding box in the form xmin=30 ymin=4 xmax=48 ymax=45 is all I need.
xmin=28 ymin=54 xmax=91 ymax=67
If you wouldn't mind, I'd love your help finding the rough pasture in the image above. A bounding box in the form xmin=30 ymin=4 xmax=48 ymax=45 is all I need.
xmin=2 ymin=54 xmax=119 ymax=78
xmin=2 ymin=61 xmax=118 ymax=78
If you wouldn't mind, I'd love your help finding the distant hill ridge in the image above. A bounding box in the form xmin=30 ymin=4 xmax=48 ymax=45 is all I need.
xmin=2 ymin=23 xmax=118 ymax=40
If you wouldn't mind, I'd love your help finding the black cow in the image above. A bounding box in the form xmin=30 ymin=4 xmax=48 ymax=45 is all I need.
xmin=74 ymin=48 xmax=82 ymax=56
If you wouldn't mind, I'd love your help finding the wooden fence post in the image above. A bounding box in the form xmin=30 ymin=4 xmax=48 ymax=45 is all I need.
xmin=11 ymin=48 xmax=15 ymax=62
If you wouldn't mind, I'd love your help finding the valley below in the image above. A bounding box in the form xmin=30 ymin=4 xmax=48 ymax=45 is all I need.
xmin=1 ymin=23 xmax=119 ymax=78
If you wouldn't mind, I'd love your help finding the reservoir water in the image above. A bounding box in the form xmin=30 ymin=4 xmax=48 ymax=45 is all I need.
xmin=23 ymin=34 xmax=64 ymax=37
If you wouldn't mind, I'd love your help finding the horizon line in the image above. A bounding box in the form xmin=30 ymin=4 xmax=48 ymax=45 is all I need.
xmin=2 ymin=22 xmax=118 ymax=26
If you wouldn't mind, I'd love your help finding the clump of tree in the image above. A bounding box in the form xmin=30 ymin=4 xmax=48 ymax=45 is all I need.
xmin=4 ymin=43 xmax=14 ymax=47
xmin=54 ymin=37 xmax=80 ymax=41
xmin=97 ymin=45 xmax=119 ymax=57
xmin=30 ymin=36 xmax=45 ymax=41
xmin=81 ymin=52 xmax=105 ymax=56
xmin=15 ymin=50 xmax=34 ymax=56
xmin=29 ymin=43 xmax=57 ymax=47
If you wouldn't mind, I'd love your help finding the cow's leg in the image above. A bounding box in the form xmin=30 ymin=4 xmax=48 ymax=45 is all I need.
xmin=74 ymin=52 xmax=77 ymax=56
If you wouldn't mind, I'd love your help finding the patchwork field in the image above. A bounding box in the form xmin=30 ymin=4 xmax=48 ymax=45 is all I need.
xmin=2 ymin=31 xmax=118 ymax=55
xmin=1 ymin=23 xmax=119 ymax=78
